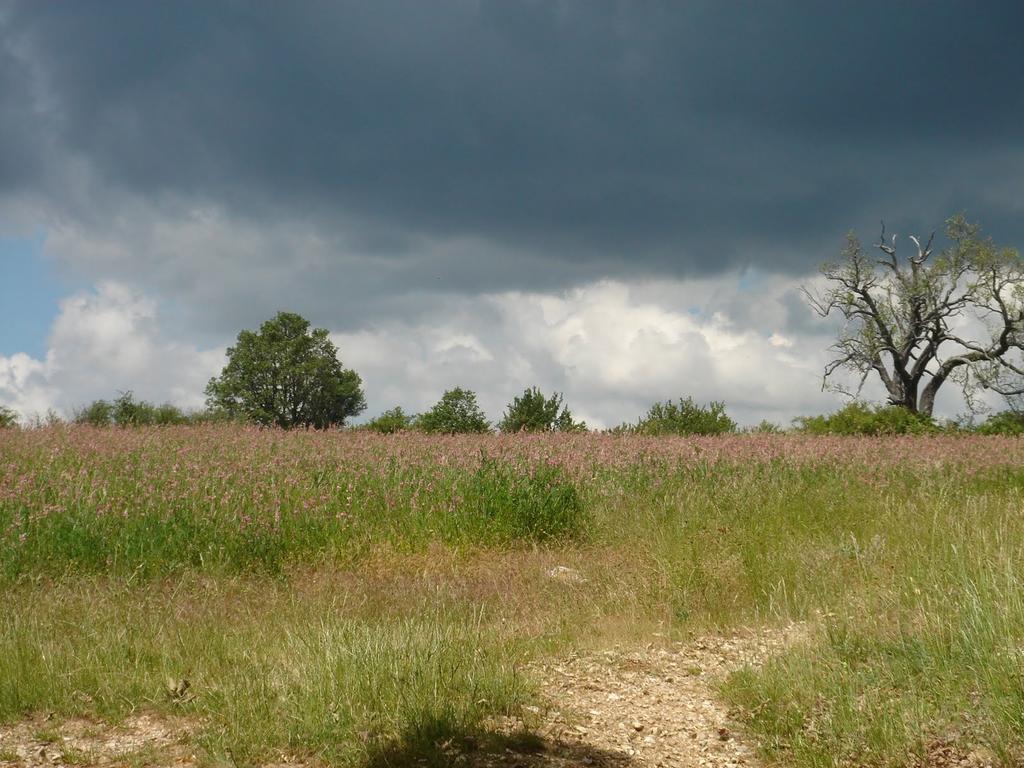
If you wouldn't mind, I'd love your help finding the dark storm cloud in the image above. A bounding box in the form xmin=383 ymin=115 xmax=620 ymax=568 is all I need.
xmin=0 ymin=9 xmax=46 ymax=193
xmin=4 ymin=0 xmax=1024 ymax=284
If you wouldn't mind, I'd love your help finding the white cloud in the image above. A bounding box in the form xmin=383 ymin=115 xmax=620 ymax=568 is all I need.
xmin=0 ymin=281 xmax=224 ymax=421
xmin=336 ymin=278 xmax=841 ymax=428
xmin=0 ymin=352 xmax=54 ymax=418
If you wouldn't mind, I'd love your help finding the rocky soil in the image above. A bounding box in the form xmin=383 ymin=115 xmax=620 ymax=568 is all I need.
xmin=475 ymin=623 xmax=809 ymax=768
xmin=0 ymin=713 xmax=195 ymax=768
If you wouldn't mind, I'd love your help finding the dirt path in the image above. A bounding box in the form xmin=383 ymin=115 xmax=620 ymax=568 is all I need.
xmin=480 ymin=623 xmax=808 ymax=768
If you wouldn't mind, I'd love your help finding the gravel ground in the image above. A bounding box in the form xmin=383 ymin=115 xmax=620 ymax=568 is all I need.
xmin=476 ymin=623 xmax=810 ymax=768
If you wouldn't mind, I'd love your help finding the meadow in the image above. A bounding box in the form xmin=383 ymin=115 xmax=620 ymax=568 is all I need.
xmin=3 ymin=426 xmax=1024 ymax=767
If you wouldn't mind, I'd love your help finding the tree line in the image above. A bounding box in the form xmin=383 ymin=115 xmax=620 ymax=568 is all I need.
xmin=2 ymin=213 xmax=1022 ymax=434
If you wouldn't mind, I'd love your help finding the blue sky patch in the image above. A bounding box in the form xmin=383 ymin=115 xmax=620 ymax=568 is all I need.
xmin=0 ymin=235 xmax=65 ymax=359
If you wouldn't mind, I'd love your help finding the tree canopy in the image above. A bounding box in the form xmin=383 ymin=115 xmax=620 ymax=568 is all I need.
xmin=498 ymin=387 xmax=585 ymax=433
xmin=806 ymin=215 xmax=1024 ymax=416
xmin=417 ymin=388 xmax=491 ymax=434
xmin=206 ymin=311 xmax=366 ymax=429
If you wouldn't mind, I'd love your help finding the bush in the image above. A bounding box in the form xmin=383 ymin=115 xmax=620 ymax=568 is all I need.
xmin=795 ymin=402 xmax=938 ymax=435
xmin=417 ymin=388 xmax=491 ymax=434
xmin=634 ymin=398 xmax=736 ymax=436
xmin=187 ymin=407 xmax=248 ymax=425
xmin=976 ymin=410 xmax=1024 ymax=435
xmin=499 ymin=387 xmax=586 ymax=433
xmin=364 ymin=406 xmax=416 ymax=434
xmin=152 ymin=403 xmax=190 ymax=425
xmin=0 ymin=406 xmax=17 ymax=429
xmin=74 ymin=393 xmax=190 ymax=427
xmin=455 ymin=458 xmax=588 ymax=543
xmin=74 ymin=400 xmax=113 ymax=427
xmin=744 ymin=420 xmax=783 ymax=434
xmin=111 ymin=392 xmax=153 ymax=426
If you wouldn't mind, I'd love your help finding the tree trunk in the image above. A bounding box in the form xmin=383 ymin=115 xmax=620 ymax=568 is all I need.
xmin=918 ymin=382 xmax=940 ymax=417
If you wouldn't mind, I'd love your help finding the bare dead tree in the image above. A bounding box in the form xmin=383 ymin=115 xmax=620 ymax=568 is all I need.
xmin=804 ymin=215 xmax=1024 ymax=416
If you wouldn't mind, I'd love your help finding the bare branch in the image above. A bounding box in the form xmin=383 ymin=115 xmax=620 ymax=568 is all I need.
xmin=808 ymin=215 xmax=1024 ymax=416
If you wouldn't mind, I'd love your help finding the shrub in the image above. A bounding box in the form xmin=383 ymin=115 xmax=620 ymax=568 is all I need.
xmin=187 ymin=407 xmax=248 ymax=425
xmin=634 ymin=398 xmax=736 ymax=436
xmin=976 ymin=410 xmax=1024 ymax=435
xmin=795 ymin=401 xmax=937 ymax=435
xmin=152 ymin=403 xmax=190 ymax=425
xmin=74 ymin=393 xmax=189 ymax=427
xmin=0 ymin=406 xmax=17 ymax=429
xmin=745 ymin=420 xmax=783 ymax=434
xmin=499 ymin=387 xmax=586 ymax=433
xmin=364 ymin=406 xmax=417 ymax=434
xmin=111 ymin=392 xmax=153 ymax=426
xmin=74 ymin=400 xmax=114 ymax=427
xmin=455 ymin=458 xmax=588 ymax=543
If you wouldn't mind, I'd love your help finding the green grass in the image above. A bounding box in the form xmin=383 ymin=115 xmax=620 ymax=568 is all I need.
xmin=721 ymin=489 xmax=1024 ymax=767
xmin=0 ymin=575 xmax=534 ymax=767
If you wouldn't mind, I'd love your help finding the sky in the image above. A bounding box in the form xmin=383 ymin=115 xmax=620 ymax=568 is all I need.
xmin=2 ymin=0 xmax=1024 ymax=427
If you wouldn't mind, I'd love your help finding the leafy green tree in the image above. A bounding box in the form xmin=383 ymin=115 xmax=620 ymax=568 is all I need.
xmin=206 ymin=312 xmax=366 ymax=429
xmin=634 ymin=398 xmax=736 ymax=435
xmin=364 ymin=406 xmax=416 ymax=434
xmin=417 ymin=388 xmax=491 ymax=434
xmin=0 ymin=405 xmax=17 ymax=429
xmin=499 ymin=387 xmax=586 ymax=433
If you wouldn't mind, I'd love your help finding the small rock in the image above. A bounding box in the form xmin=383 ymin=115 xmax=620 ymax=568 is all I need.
xmin=545 ymin=565 xmax=587 ymax=584
xmin=631 ymin=721 xmax=644 ymax=732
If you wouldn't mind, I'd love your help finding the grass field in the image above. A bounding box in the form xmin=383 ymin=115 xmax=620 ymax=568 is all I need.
xmin=3 ymin=426 xmax=1024 ymax=766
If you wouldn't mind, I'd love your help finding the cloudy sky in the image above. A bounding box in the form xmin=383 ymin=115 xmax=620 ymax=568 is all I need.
xmin=2 ymin=0 xmax=1023 ymax=427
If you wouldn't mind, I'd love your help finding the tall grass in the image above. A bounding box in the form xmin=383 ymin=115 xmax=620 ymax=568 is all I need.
xmin=722 ymin=486 xmax=1024 ymax=767
xmin=4 ymin=426 xmax=1022 ymax=580
xmin=0 ymin=576 xmax=532 ymax=767
xmin=4 ymin=426 xmax=1024 ymax=766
